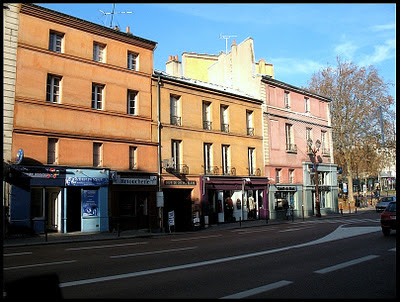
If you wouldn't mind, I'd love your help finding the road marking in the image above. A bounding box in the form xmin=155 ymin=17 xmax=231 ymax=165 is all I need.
xmin=314 ymin=255 xmax=379 ymax=274
xmin=236 ymin=227 xmax=279 ymax=235
xmin=4 ymin=260 xmax=77 ymax=271
xmin=279 ymin=226 xmax=314 ymax=233
xmin=171 ymin=234 xmax=222 ymax=242
xmin=3 ymin=252 xmax=33 ymax=257
xmin=110 ymin=246 xmax=197 ymax=259
xmin=219 ymin=280 xmax=293 ymax=299
xmin=65 ymin=241 xmax=148 ymax=251
xmin=388 ymin=247 xmax=396 ymax=252
xmin=59 ymin=226 xmax=380 ymax=288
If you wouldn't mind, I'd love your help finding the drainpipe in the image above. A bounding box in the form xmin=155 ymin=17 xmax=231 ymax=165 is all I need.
xmin=156 ymin=75 xmax=164 ymax=232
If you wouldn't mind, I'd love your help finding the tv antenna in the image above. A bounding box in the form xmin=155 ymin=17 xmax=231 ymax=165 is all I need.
xmin=220 ymin=33 xmax=237 ymax=53
xmin=99 ymin=4 xmax=132 ymax=28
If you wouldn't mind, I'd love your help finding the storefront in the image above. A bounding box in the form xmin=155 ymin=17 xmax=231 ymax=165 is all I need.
xmin=64 ymin=168 xmax=109 ymax=233
xmin=109 ymin=171 xmax=158 ymax=232
xmin=161 ymin=176 xmax=199 ymax=232
xmin=6 ymin=165 xmax=66 ymax=234
xmin=268 ymin=185 xmax=302 ymax=220
xmin=201 ymin=176 xmax=269 ymax=225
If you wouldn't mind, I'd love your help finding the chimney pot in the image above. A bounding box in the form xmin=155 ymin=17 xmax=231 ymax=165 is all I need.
xmin=175 ymin=55 xmax=178 ymax=61
xmin=126 ymin=26 xmax=130 ymax=33
xmin=169 ymin=55 xmax=172 ymax=61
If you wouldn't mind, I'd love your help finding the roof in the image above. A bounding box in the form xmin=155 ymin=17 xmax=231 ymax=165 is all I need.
xmin=21 ymin=3 xmax=157 ymax=50
xmin=262 ymin=75 xmax=332 ymax=102
xmin=153 ymin=69 xmax=263 ymax=104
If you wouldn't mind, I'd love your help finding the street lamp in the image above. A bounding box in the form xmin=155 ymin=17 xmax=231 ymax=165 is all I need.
xmin=307 ymin=138 xmax=322 ymax=217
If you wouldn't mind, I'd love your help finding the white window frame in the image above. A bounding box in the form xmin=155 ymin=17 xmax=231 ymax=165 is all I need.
xmin=127 ymin=51 xmax=138 ymax=70
xmin=171 ymin=140 xmax=181 ymax=170
xmin=92 ymin=83 xmax=104 ymax=110
xmin=304 ymin=97 xmax=310 ymax=113
xmin=46 ymin=74 xmax=62 ymax=103
xmin=127 ymin=90 xmax=138 ymax=115
xmin=129 ymin=146 xmax=137 ymax=170
xmin=289 ymin=169 xmax=294 ymax=184
xmin=284 ymin=91 xmax=290 ymax=109
xmin=246 ymin=110 xmax=254 ymax=136
xmin=248 ymin=147 xmax=255 ymax=176
xmin=49 ymin=30 xmax=63 ymax=53
xmin=220 ymin=105 xmax=229 ymax=133
xmin=204 ymin=143 xmax=213 ymax=174
xmin=222 ymin=144 xmax=230 ymax=175
xmin=47 ymin=138 xmax=59 ymax=164
xmin=93 ymin=142 xmax=103 ymax=167
xmin=170 ymin=95 xmax=181 ymax=126
xmin=93 ymin=42 xmax=106 ymax=62
xmin=285 ymin=123 xmax=296 ymax=152
xmin=203 ymin=101 xmax=212 ymax=130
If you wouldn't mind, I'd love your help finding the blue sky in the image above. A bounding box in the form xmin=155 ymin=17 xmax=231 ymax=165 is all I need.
xmin=37 ymin=3 xmax=396 ymax=101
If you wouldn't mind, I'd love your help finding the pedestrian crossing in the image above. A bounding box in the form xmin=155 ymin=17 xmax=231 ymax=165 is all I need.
xmin=300 ymin=218 xmax=380 ymax=225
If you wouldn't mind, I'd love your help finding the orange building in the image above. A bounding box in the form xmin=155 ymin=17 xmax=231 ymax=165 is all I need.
xmin=152 ymin=59 xmax=269 ymax=231
xmin=6 ymin=4 xmax=158 ymax=233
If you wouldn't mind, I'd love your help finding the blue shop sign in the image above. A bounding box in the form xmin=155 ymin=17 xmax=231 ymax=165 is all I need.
xmin=66 ymin=176 xmax=109 ymax=187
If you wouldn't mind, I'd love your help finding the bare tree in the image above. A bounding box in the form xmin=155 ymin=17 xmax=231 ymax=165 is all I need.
xmin=307 ymin=57 xmax=395 ymax=202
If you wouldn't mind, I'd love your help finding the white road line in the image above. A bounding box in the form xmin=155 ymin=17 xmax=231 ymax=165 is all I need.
xmin=388 ymin=247 xmax=396 ymax=252
xmin=3 ymin=252 xmax=33 ymax=257
xmin=314 ymin=255 xmax=379 ymax=274
xmin=237 ymin=228 xmax=277 ymax=235
xmin=110 ymin=246 xmax=197 ymax=259
xmin=59 ymin=226 xmax=380 ymax=288
xmin=171 ymin=234 xmax=222 ymax=242
xmin=219 ymin=280 xmax=293 ymax=299
xmin=4 ymin=260 xmax=77 ymax=271
xmin=279 ymin=226 xmax=314 ymax=233
xmin=65 ymin=241 xmax=148 ymax=251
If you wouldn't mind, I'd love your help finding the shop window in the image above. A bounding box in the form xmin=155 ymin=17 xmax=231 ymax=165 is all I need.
xmin=274 ymin=191 xmax=294 ymax=210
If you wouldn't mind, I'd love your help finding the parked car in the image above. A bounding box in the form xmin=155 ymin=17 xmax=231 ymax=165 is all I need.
xmin=375 ymin=196 xmax=396 ymax=212
xmin=380 ymin=201 xmax=396 ymax=236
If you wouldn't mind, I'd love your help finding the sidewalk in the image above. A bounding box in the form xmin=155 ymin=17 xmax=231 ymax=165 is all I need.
xmin=3 ymin=207 xmax=374 ymax=248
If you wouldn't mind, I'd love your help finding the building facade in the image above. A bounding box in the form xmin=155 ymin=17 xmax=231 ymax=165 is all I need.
xmin=152 ymin=68 xmax=269 ymax=231
xmin=262 ymin=76 xmax=338 ymax=219
xmin=5 ymin=3 xmax=158 ymax=234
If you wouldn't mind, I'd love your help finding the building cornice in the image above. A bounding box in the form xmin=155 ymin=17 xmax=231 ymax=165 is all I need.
xmin=21 ymin=3 xmax=157 ymax=51
xmin=262 ymin=76 xmax=332 ymax=102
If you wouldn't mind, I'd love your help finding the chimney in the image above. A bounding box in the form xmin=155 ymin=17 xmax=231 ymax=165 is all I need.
xmin=126 ymin=26 xmax=130 ymax=33
xmin=166 ymin=55 xmax=181 ymax=77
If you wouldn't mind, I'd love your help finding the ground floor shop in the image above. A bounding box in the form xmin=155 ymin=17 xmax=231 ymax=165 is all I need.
xmin=201 ymin=176 xmax=269 ymax=226
xmin=109 ymin=171 xmax=158 ymax=232
xmin=5 ymin=165 xmax=109 ymax=234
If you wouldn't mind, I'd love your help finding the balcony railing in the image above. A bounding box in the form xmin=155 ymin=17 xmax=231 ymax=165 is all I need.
xmin=222 ymin=166 xmax=236 ymax=176
xmin=221 ymin=123 xmax=229 ymax=133
xmin=166 ymin=164 xmax=189 ymax=175
xmin=204 ymin=165 xmax=220 ymax=175
xmin=247 ymin=128 xmax=254 ymax=136
xmin=170 ymin=115 xmax=181 ymax=126
xmin=203 ymin=121 xmax=212 ymax=130
xmin=248 ymin=168 xmax=261 ymax=176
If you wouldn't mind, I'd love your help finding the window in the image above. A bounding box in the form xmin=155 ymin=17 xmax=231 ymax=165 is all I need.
xmin=220 ymin=105 xmax=229 ymax=133
xmin=93 ymin=143 xmax=103 ymax=167
xmin=170 ymin=95 xmax=181 ymax=126
xmin=47 ymin=138 xmax=58 ymax=164
xmin=248 ymin=148 xmax=255 ymax=176
xmin=127 ymin=90 xmax=138 ymax=115
xmin=127 ymin=51 xmax=138 ymax=70
xmin=203 ymin=101 xmax=212 ymax=130
xmin=222 ymin=145 xmax=230 ymax=175
xmin=246 ymin=110 xmax=254 ymax=136
xmin=93 ymin=42 xmax=105 ymax=62
xmin=321 ymin=131 xmax=329 ymax=155
xmin=289 ymin=169 xmax=294 ymax=184
xmin=304 ymin=97 xmax=310 ymax=113
xmin=171 ymin=140 xmax=181 ymax=170
xmin=306 ymin=128 xmax=312 ymax=153
xmin=285 ymin=124 xmax=296 ymax=152
xmin=204 ymin=143 xmax=213 ymax=174
xmin=284 ymin=91 xmax=290 ymax=109
xmin=49 ymin=30 xmax=63 ymax=53
xmin=92 ymin=83 xmax=104 ymax=110
xmin=129 ymin=146 xmax=137 ymax=170
xmin=46 ymin=74 xmax=62 ymax=103
xmin=275 ymin=168 xmax=281 ymax=183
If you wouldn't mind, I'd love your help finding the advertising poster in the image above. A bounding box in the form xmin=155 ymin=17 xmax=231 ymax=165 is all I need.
xmin=82 ymin=189 xmax=99 ymax=217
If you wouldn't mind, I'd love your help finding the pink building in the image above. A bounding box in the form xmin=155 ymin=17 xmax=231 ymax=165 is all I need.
xmin=262 ymin=76 xmax=339 ymax=219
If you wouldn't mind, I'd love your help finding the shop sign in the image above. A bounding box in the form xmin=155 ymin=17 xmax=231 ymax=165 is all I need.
xmin=113 ymin=176 xmax=157 ymax=185
xmin=276 ymin=186 xmax=297 ymax=191
xmin=66 ymin=176 xmax=109 ymax=187
xmin=164 ymin=180 xmax=196 ymax=186
xmin=168 ymin=211 xmax=175 ymax=226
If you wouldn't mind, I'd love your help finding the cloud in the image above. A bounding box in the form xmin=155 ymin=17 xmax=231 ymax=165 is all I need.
xmin=270 ymin=57 xmax=323 ymax=76
xmin=369 ymin=23 xmax=395 ymax=32
xmin=358 ymin=39 xmax=396 ymax=66
xmin=334 ymin=42 xmax=358 ymax=61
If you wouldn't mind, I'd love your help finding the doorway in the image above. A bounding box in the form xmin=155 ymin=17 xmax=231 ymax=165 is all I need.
xmin=163 ymin=189 xmax=192 ymax=231
xmin=46 ymin=188 xmax=61 ymax=232
xmin=67 ymin=187 xmax=81 ymax=232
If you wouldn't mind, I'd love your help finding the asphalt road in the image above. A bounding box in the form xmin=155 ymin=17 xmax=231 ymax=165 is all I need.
xmin=3 ymin=211 xmax=396 ymax=299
